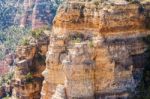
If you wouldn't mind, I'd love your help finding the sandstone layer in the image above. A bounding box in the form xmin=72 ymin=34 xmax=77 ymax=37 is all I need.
xmin=12 ymin=31 xmax=49 ymax=99
xmin=41 ymin=0 xmax=150 ymax=99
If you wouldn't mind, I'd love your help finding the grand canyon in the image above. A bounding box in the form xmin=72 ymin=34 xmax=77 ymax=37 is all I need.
xmin=0 ymin=0 xmax=150 ymax=99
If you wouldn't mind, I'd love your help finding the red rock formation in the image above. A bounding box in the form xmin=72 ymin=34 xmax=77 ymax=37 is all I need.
xmin=19 ymin=0 xmax=60 ymax=30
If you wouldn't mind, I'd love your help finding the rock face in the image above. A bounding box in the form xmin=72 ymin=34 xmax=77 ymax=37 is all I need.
xmin=0 ymin=0 xmax=62 ymax=30
xmin=12 ymin=31 xmax=49 ymax=99
xmin=17 ymin=0 xmax=62 ymax=29
xmin=41 ymin=0 xmax=150 ymax=99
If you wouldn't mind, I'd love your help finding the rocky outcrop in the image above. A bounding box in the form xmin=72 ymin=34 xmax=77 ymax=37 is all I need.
xmin=12 ymin=31 xmax=49 ymax=99
xmin=41 ymin=0 xmax=150 ymax=99
xmin=41 ymin=34 xmax=66 ymax=98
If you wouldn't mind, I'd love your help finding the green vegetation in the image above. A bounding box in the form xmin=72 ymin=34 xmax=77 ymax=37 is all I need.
xmin=0 ymin=0 xmax=63 ymax=30
xmin=31 ymin=29 xmax=43 ymax=39
xmin=69 ymin=33 xmax=84 ymax=44
xmin=0 ymin=72 xmax=14 ymax=87
xmin=19 ymin=37 xmax=30 ymax=46
xmin=0 ymin=26 xmax=30 ymax=60
xmin=2 ymin=93 xmax=11 ymax=99
xmin=88 ymin=40 xmax=94 ymax=48
xmin=0 ymin=0 xmax=64 ymax=59
xmin=125 ymin=0 xmax=137 ymax=3
xmin=73 ymin=38 xmax=82 ymax=43
xmin=93 ymin=0 xmax=99 ymax=6
xmin=25 ymin=73 xmax=33 ymax=83
xmin=31 ymin=26 xmax=51 ymax=39
xmin=0 ymin=72 xmax=13 ymax=99
xmin=0 ymin=0 xmax=18 ymax=29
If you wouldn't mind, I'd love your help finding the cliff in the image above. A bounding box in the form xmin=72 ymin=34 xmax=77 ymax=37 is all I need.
xmin=12 ymin=30 xmax=49 ymax=99
xmin=0 ymin=0 xmax=62 ymax=30
xmin=17 ymin=0 xmax=62 ymax=29
xmin=41 ymin=0 xmax=150 ymax=99
xmin=11 ymin=0 xmax=150 ymax=99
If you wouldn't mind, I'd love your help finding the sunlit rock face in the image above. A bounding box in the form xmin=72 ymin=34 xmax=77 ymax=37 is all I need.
xmin=41 ymin=0 xmax=150 ymax=99
xmin=12 ymin=32 xmax=49 ymax=99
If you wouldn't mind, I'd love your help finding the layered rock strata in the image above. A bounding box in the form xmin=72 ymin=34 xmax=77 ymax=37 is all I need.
xmin=41 ymin=34 xmax=66 ymax=99
xmin=12 ymin=31 xmax=49 ymax=99
xmin=41 ymin=0 xmax=150 ymax=99
xmin=17 ymin=0 xmax=62 ymax=29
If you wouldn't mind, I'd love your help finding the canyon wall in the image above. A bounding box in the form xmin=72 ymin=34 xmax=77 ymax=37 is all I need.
xmin=11 ymin=0 xmax=150 ymax=99
xmin=12 ymin=31 xmax=49 ymax=99
xmin=17 ymin=0 xmax=62 ymax=29
xmin=41 ymin=0 xmax=150 ymax=99
xmin=0 ymin=0 xmax=62 ymax=30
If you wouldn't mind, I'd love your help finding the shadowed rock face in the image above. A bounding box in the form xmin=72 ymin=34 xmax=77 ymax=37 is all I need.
xmin=40 ymin=0 xmax=150 ymax=99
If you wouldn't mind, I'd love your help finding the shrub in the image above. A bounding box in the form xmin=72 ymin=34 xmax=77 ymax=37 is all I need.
xmin=31 ymin=29 xmax=43 ymax=39
xmin=25 ymin=73 xmax=33 ymax=82
xmin=94 ymin=1 xmax=99 ymax=6
xmin=69 ymin=33 xmax=84 ymax=44
xmin=3 ymin=96 xmax=10 ymax=99
xmin=88 ymin=40 xmax=94 ymax=48
xmin=0 ymin=72 xmax=14 ymax=87
xmin=41 ymin=26 xmax=51 ymax=30
xmin=73 ymin=38 xmax=81 ymax=43
xmin=19 ymin=38 xmax=29 ymax=46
